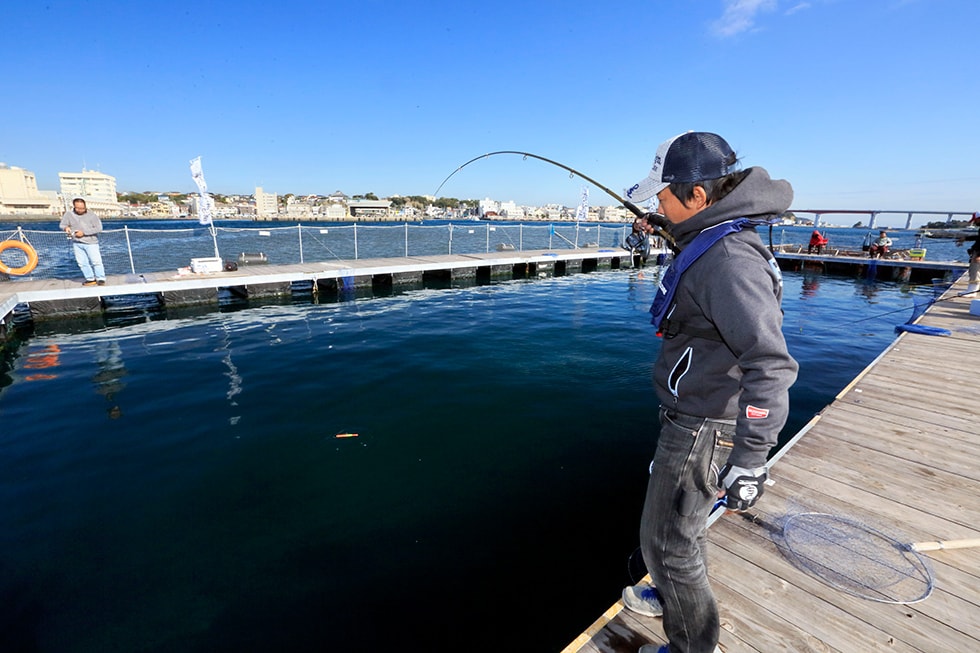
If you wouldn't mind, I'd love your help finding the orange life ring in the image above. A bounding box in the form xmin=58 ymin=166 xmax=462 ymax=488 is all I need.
xmin=0 ymin=240 xmax=39 ymax=275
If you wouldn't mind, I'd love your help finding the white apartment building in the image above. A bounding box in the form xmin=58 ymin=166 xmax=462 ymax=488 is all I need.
xmin=600 ymin=205 xmax=629 ymax=221
xmin=479 ymin=198 xmax=500 ymax=217
xmin=285 ymin=196 xmax=314 ymax=218
xmin=498 ymin=200 xmax=524 ymax=220
xmin=255 ymin=186 xmax=279 ymax=218
xmin=59 ymin=169 xmax=121 ymax=215
xmin=0 ymin=164 xmax=60 ymax=215
xmin=543 ymin=204 xmax=564 ymax=222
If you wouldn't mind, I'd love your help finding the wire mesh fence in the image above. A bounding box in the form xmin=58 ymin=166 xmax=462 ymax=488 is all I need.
xmin=1 ymin=222 xmax=632 ymax=282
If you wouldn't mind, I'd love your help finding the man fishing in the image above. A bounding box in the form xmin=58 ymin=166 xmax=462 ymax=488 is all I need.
xmin=60 ymin=197 xmax=106 ymax=286
xmin=621 ymin=132 xmax=799 ymax=653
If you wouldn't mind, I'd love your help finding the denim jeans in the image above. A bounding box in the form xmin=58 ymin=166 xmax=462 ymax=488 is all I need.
xmin=639 ymin=407 xmax=734 ymax=653
xmin=72 ymin=241 xmax=105 ymax=281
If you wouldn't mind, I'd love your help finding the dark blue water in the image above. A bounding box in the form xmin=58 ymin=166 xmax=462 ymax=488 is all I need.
xmin=0 ymin=254 xmax=953 ymax=652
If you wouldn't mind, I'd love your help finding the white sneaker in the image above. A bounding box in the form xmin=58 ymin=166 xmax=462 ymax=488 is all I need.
xmin=622 ymin=582 xmax=664 ymax=617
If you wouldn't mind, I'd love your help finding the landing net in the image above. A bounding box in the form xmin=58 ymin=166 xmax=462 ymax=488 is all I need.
xmin=774 ymin=512 xmax=934 ymax=604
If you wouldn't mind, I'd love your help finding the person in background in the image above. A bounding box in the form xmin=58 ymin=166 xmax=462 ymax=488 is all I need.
xmin=868 ymin=230 xmax=892 ymax=259
xmin=621 ymin=131 xmax=799 ymax=653
xmin=807 ymin=229 xmax=828 ymax=254
xmin=60 ymin=198 xmax=106 ymax=286
xmin=958 ymin=212 xmax=980 ymax=297
xmin=624 ymin=214 xmax=657 ymax=263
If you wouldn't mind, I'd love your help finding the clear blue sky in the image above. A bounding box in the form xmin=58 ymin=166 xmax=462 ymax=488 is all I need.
xmin=4 ymin=0 xmax=978 ymax=226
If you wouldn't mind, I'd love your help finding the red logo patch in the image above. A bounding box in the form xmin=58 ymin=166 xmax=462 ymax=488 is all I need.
xmin=746 ymin=405 xmax=769 ymax=419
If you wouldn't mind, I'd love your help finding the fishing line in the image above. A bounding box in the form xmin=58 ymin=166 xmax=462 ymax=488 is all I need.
xmin=838 ymin=288 xmax=974 ymax=326
xmin=789 ymin=287 xmax=976 ymax=339
xmin=626 ymin=546 xmax=649 ymax=586
xmin=434 ymin=150 xmax=678 ymax=251
xmin=780 ymin=262 xmax=975 ymax=338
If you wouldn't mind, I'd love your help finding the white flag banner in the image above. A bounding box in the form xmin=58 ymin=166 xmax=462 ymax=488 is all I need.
xmin=189 ymin=156 xmax=213 ymax=226
xmin=575 ymin=186 xmax=589 ymax=222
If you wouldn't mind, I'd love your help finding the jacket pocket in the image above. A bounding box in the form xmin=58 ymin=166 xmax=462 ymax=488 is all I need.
xmin=667 ymin=346 xmax=693 ymax=398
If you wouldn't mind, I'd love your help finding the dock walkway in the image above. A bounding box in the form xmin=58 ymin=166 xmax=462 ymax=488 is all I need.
xmin=566 ymin=276 xmax=979 ymax=652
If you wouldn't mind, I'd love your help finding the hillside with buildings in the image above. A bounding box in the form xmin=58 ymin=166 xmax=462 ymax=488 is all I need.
xmin=0 ymin=162 xmax=634 ymax=223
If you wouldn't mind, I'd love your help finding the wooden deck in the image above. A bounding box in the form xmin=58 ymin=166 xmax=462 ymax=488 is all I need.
xmin=566 ymin=275 xmax=980 ymax=653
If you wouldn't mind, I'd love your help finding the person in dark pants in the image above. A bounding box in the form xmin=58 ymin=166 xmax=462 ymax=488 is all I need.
xmin=621 ymin=132 xmax=799 ymax=653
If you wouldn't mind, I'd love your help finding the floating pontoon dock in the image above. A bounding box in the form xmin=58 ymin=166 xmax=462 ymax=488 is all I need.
xmin=774 ymin=250 xmax=967 ymax=284
xmin=0 ymin=247 xmax=634 ymax=327
xmin=565 ymin=275 xmax=980 ymax=652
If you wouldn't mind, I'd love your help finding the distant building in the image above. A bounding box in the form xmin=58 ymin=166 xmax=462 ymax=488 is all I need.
xmin=146 ymin=197 xmax=181 ymax=218
xmin=543 ymin=204 xmax=564 ymax=222
xmin=600 ymin=206 xmax=629 ymax=222
xmin=479 ymin=198 xmax=500 ymax=218
xmin=58 ymin=169 xmax=122 ymax=215
xmin=348 ymin=199 xmax=392 ymax=220
xmin=255 ymin=186 xmax=279 ymax=218
xmin=0 ymin=164 xmax=60 ymax=215
xmin=499 ymin=200 xmax=524 ymax=220
xmin=286 ymin=196 xmax=315 ymax=218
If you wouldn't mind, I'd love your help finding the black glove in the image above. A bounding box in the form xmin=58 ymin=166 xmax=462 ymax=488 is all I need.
xmin=718 ymin=463 xmax=767 ymax=511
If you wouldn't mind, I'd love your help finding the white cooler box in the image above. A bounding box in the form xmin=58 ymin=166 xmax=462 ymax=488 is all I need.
xmin=191 ymin=257 xmax=224 ymax=274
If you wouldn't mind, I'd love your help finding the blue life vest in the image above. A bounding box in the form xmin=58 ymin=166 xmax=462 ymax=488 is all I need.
xmin=649 ymin=217 xmax=777 ymax=336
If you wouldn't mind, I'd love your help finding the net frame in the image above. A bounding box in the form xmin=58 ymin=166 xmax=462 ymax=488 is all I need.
xmin=773 ymin=511 xmax=935 ymax=604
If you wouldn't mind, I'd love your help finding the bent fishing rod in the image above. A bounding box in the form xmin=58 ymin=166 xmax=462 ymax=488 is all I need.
xmin=434 ymin=150 xmax=677 ymax=251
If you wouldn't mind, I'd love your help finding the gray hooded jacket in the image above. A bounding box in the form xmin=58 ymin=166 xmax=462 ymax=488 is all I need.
xmin=654 ymin=166 xmax=799 ymax=469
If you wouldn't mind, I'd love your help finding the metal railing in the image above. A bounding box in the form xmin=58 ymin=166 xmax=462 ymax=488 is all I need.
xmin=2 ymin=222 xmax=633 ymax=282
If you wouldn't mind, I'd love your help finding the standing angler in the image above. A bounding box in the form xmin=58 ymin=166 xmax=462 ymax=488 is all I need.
xmin=621 ymin=132 xmax=799 ymax=653
xmin=60 ymin=197 xmax=106 ymax=286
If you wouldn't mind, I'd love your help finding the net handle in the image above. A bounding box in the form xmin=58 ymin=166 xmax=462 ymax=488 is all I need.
xmin=910 ymin=537 xmax=980 ymax=552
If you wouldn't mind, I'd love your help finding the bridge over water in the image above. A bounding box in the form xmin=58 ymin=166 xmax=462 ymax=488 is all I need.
xmin=792 ymin=209 xmax=976 ymax=229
